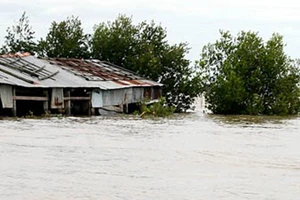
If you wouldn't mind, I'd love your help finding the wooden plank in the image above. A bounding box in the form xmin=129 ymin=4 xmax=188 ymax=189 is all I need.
xmin=12 ymin=87 xmax=16 ymax=117
xmin=43 ymin=90 xmax=49 ymax=112
xmin=0 ymin=65 xmax=35 ymax=84
xmin=88 ymin=93 xmax=92 ymax=116
xmin=65 ymin=90 xmax=71 ymax=115
xmin=33 ymin=65 xmax=45 ymax=73
xmin=39 ymin=71 xmax=59 ymax=80
xmin=13 ymin=96 xmax=48 ymax=101
xmin=64 ymin=97 xmax=90 ymax=101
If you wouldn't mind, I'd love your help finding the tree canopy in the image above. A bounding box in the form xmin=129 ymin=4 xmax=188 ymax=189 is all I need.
xmin=1 ymin=12 xmax=36 ymax=54
xmin=37 ymin=16 xmax=90 ymax=58
xmin=91 ymin=15 xmax=201 ymax=112
xmin=197 ymin=30 xmax=300 ymax=115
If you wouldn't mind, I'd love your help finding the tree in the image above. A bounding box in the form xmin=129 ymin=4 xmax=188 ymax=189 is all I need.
xmin=197 ymin=30 xmax=300 ymax=115
xmin=92 ymin=15 xmax=138 ymax=67
xmin=1 ymin=12 xmax=36 ymax=54
xmin=37 ymin=16 xmax=90 ymax=58
xmin=160 ymin=43 xmax=201 ymax=111
xmin=92 ymin=15 xmax=201 ymax=112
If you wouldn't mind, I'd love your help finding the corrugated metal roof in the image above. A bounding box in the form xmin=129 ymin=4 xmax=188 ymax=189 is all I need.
xmin=50 ymin=58 xmax=142 ymax=81
xmin=0 ymin=55 xmax=162 ymax=89
xmin=0 ymin=70 xmax=31 ymax=86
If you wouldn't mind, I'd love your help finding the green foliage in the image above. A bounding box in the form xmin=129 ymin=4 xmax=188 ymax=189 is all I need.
xmin=92 ymin=15 xmax=138 ymax=68
xmin=197 ymin=30 xmax=300 ymax=115
xmin=138 ymin=98 xmax=175 ymax=117
xmin=91 ymin=15 xmax=201 ymax=112
xmin=37 ymin=16 xmax=90 ymax=58
xmin=1 ymin=12 xmax=36 ymax=54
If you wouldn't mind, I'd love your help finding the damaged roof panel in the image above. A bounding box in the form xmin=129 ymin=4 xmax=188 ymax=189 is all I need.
xmin=0 ymin=55 xmax=162 ymax=89
xmin=49 ymin=58 xmax=147 ymax=82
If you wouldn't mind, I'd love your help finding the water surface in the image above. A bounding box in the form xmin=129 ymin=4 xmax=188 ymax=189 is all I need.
xmin=0 ymin=113 xmax=300 ymax=199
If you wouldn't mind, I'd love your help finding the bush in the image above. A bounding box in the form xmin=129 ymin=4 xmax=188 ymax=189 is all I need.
xmin=138 ymin=97 xmax=175 ymax=117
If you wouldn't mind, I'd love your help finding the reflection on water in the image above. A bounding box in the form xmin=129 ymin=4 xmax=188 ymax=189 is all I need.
xmin=0 ymin=113 xmax=300 ymax=200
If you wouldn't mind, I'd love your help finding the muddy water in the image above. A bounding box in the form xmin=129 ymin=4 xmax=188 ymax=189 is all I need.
xmin=0 ymin=113 xmax=300 ymax=200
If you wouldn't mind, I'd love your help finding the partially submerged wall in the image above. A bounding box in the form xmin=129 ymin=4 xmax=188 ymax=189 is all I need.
xmin=0 ymin=85 xmax=162 ymax=117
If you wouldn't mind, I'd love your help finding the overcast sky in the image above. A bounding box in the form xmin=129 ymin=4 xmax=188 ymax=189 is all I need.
xmin=0 ymin=0 xmax=299 ymax=61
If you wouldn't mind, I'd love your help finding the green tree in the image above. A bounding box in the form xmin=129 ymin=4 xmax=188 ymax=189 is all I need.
xmin=37 ymin=16 xmax=90 ymax=58
xmin=92 ymin=15 xmax=138 ymax=67
xmin=92 ymin=15 xmax=200 ymax=112
xmin=1 ymin=12 xmax=36 ymax=54
xmin=197 ymin=30 xmax=300 ymax=115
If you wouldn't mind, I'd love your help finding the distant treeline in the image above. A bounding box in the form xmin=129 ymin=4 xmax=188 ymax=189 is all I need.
xmin=1 ymin=12 xmax=300 ymax=115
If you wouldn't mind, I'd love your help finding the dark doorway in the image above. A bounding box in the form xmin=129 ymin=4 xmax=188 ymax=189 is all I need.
xmin=16 ymin=101 xmax=44 ymax=117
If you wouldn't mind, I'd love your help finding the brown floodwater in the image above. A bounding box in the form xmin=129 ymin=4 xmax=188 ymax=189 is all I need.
xmin=0 ymin=112 xmax=300 ymax=199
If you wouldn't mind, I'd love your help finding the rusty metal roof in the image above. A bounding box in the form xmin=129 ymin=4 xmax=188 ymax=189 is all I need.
xmin=0 ymin=54 xmax=162 ymax=89
xmin=49 ymin=58 xmax=142 ymax=81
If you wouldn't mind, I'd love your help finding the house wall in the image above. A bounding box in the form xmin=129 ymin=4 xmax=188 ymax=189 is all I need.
xmin=100 ymin=87 xmax=160 ymax=107
xmin=132 ymin=88 xmax=144 ymax=103
xmin=101 ymin=88 xmax=145 ymax=107
xmin=0 ymin=85 xmax=13 ymax=109
xmin=0 ymin=84 xmax=13 ymax=116
xmin=0 ymin=84 xmax=162 ymax=116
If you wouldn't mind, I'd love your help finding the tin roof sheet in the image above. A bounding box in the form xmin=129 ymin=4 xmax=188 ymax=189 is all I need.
xmin=0 ymin=55 xmax=162 ymax=89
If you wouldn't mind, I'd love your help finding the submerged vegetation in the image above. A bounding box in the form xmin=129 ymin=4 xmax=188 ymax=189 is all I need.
xmin=137 ymin=98 xmax=175 ymax=118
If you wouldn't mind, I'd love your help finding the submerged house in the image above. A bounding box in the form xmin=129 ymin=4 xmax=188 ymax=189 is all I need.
xmin=0 ymin=53 xmax=162 ymax=116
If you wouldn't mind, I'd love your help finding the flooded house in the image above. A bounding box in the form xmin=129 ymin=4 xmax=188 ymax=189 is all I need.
xmin=0 ymin=53 xmax=162 ymax=117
